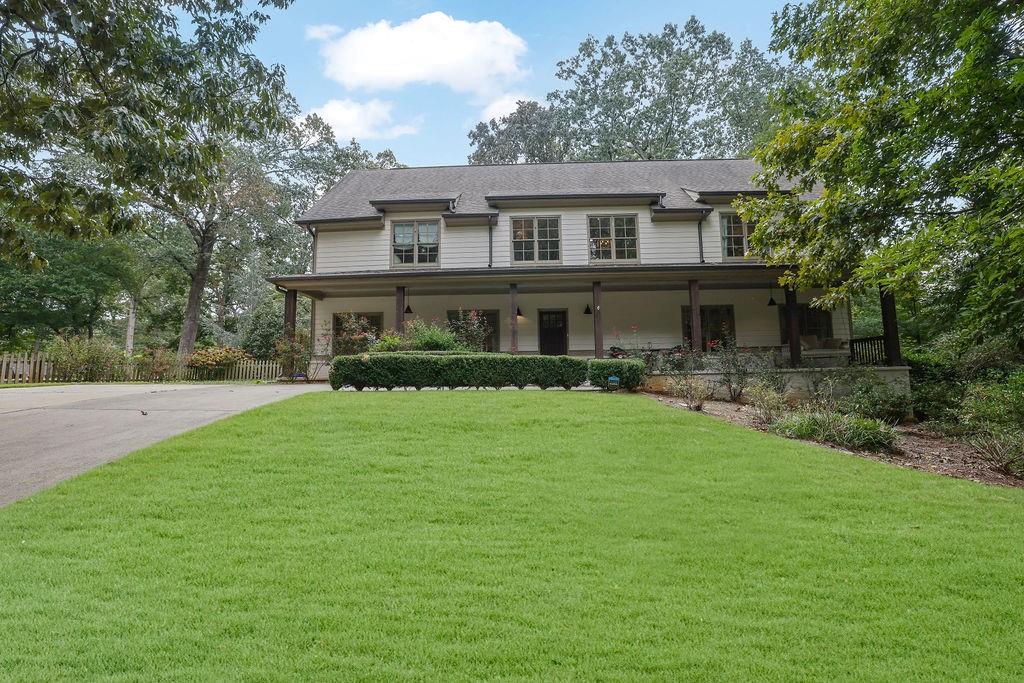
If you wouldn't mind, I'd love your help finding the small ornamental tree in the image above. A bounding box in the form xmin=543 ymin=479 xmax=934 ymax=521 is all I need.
xmin=332 ymin=314 xmax=377 ymax=355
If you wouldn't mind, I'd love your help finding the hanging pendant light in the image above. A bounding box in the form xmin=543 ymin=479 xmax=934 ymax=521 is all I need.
xmin=404 ymin=304 xmax=413 ymax=314
xmin=767 ymin=284 xmax=778 ymax=307
xmin=584 ymin=304 xmax=592 ymax=315
xmin=516 ymin=306 xmax=523 ymax=317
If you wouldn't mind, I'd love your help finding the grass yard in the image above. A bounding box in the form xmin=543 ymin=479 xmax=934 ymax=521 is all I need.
xmin=1 ymin=392 xmax=1022 ymax=680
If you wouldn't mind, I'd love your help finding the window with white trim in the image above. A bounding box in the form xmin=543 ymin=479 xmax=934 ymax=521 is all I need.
xmin=721 ymin=214 xmax=756 ymax=258
xmin=392 ymin=221 xmax=439 ymax=266
xmin=511 ymin=216 xmax=560 ymax=263
xmin=588 ymin=215 xmax=638 ymax=261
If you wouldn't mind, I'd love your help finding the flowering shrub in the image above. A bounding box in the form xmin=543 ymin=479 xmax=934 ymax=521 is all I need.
xmin=186 ymin=346 xmax=250 ymax=379
xmin=48 ymin=336 xmax=129 ymax=381
xmin=333 ymin=313 xmax=378 ymax=355
xmin=275 ymin=330 xmax=311 ymax=381
xmin=447 ymin=309 xmax=491 ymax=351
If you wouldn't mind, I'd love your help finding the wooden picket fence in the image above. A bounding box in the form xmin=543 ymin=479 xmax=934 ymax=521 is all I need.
xmin=0 ymin=352 xmax=284 ymax=384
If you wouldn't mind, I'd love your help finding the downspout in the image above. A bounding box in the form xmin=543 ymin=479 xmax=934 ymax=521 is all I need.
xmin=697 ymin=216 xmax=705 ymax=264
xmin=488 ymin=215 xmax=494 ymax=268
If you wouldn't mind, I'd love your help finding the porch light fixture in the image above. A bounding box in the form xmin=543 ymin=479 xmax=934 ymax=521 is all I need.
xmin=767 ymin=285 xmax=778 ymax=307
xmin=584 ymin=304 xmax=592 ymax=315
xmin=516 ymin=307 xmax=523 ymax=317
xmin=404 ymin=304 xmax=413 ymax=314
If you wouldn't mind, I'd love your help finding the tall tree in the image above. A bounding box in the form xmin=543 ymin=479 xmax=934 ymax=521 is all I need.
xmin=0 ymin=234 xmax=136 ymax=345
xmin=0 ymin=0 xmax=291 ymax=265
xmin=136 ymin=105 xmax=400 ymax=356
xmin=738 ymin=0 xmax=1024 ymax=345
xmin=467 ymin=18 xmax=787 ymax=163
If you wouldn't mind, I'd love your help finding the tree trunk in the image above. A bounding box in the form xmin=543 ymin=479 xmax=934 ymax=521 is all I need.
xmin=125 ymin=295 xmax=137 ymax=354
xmin=177 ymin=231 xmax=216 ymax=357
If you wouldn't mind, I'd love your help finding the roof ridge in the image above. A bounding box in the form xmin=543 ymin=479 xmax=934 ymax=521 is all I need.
xmin=354 ymin=157 xmax=755 ymax=172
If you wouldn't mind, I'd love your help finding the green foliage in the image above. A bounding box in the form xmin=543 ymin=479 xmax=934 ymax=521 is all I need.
xmin=446 ymin=310 xmax=491 ymax=352
xmin=587 ymin=359 xmax=646 ymax=391
xmin=186 ymin=347 xmax=250 ymax=379
xmin=47 ymin=336 xmax=128 ymax=382
xmin=275 ymin=330 xmax=311 ymax=382
xmin=329 ymin=354 xmax=588 ymax=391
xmin=670 ymin=375 xmax=716 ymax=411
xmin=747 ymin=383 xmax=789 ymax=426
xmin=468 ymin=18 xmax=787 ymax=163
xmin=0 ymin=0 xmax=297 ymax=265
xmin=369 ymin=330 xmax=407 ymax=352
xmin=332 ymin=314 xmax=378 ymax=355
xmin=836 ymin=376 xmax=912 ymax=423
xmin=703 ymin=336 xmax=767 ymax=401
xmin=405 ymin=319 xmax=463 ymax=352
xmin=770 ymin=411 xmax=899 ymax=453
xmin=241 ymin=299 xmax=283 ymax=361
xmin=962 ymin=372 xmax=1024 ymax=434
xmin=134 ymin=348 xmax=177 ymax=382
xmin=0 ymin=233 xmax=135 ymax=345
xmin=970 ymin=430 xmax=1024 ymax=479
xmin=739 ymin=0 xmax=1024 ymax=347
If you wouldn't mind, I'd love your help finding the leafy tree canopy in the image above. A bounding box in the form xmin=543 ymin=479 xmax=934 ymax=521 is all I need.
xmin=0 ymin=0 xmax=292 ymax=266
xmin=739 ymin=0 xmax=1024 ymax=346
xmin=468 ymin=18 xmax=787 ymax=163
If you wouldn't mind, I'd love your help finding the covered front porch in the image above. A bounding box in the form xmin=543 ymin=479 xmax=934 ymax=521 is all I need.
xmin=273 ymin=265 xmax=904 ymax=380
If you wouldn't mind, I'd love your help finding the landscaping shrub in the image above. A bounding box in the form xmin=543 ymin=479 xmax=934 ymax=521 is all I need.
xmin=837 ymin=376 xmax=912 ymax=423
xmin=369 ymin=329 xmax=407 ymax=352
xmin=703 ymin=336 xmax=763 ymax=401
xmin=670 ymin=375 xmax=715 ymax=411
xmin=329 ymin=353 xmax=588 ymax=391
xmin=970 ymin=429 xmax=1024 ymax=478
xmin=747 ymin=383 xmax=789 ymax=426
xmin=333 ymin=314 xmax=377 ymax=355
xmin=770 ymin=411 xmax=899 ymax=452
xmin=446 ymin=309 xmax=491 ymax=351
xmin=962 ymin=371 xmax=1024 ymax=433
xmin=274 ymin=330 xmax=311 ymax=381
xmin=134 ymin=348 xmax=176 ymax=381
xmin=186 ymin=346 xmax=250 ymax=379
xmin=405 ymin=319 xmax=463 ymax=351
xmin=587 ymin=358 xmax=646 ymax=390
xmin=48 ymin=336 xmax=128 ymax=381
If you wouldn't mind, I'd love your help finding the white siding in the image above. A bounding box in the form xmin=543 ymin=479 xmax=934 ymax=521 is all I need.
xmin=314 ymin=205 xmax=728 ymax=272
xmin=315 ymin=229 xmax=390 ymax=273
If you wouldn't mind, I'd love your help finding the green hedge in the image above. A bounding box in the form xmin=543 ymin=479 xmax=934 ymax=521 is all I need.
xmin=587 ymin=358 xmax=646 ymax=390
xmin=330 ymin=353 xmax=589 ymax=390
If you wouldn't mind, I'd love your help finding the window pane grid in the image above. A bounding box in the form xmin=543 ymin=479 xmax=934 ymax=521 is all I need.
xmin=512 ymin=217 xmax=559 ymax=263
xmin=393 ymin=221 xmax=440 ymax=266
xmin=590 ymin=215 xmax=638 ymax=261
xmin=722 ymin=214 xmax=754 ymax=258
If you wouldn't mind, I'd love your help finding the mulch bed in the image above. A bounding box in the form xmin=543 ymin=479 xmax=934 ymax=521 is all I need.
xmin=648 ymin=393 xmax=1024 ymax=489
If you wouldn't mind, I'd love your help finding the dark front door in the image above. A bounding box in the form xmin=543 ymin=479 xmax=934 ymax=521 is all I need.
xmin=538 ymin=310 xmax=568 ymax=355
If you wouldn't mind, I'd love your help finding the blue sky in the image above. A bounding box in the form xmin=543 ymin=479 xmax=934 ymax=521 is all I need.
xmin=252 ymin=1 xmax=789 ymax=166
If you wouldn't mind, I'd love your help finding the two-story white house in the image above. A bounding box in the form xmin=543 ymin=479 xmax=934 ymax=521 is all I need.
xmin=271 ymin=159 xmax=904 ymax=379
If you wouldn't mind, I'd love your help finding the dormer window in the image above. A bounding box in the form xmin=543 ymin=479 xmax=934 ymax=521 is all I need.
xmin=721 ymin=214 xmax=756 ymax=259
xmin=393 ymin=221 xmax=438 ymax=266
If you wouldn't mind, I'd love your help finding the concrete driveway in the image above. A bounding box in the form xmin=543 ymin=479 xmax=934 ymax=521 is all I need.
xmin=0 ymin=383 xmax=327 ymax=506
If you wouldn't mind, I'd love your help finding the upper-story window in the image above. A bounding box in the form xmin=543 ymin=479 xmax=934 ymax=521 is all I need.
xmin=511 ymin=216 xmax=560 ymax=263
xmin=721 ymin=214 xmax=756 ymax=259
xmin=588 ymin=215 xmax=638 ymax=261
xmin=393 ymin=221 xmax=438 ymax=266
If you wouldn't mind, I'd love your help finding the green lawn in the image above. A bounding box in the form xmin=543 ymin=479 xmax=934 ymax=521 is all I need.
xmin=1 ymin=393 xmax=1022 ymax=680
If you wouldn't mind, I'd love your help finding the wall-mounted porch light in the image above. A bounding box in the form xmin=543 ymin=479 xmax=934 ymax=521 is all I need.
xmin=516 ymin=307 xmax=523 ymax=317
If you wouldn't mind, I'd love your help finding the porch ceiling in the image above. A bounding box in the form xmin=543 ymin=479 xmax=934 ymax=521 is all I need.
xmin=270 ymin=264 xmax=788 ymax=299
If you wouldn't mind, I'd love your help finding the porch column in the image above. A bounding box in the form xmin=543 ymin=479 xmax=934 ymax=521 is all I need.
xmin=688 ymin=280 xmax=702 ymax=352
xmin=880 ymin=287 xmax=903 ymax=366
xmin=785 ymin=287 xmax=801 ymax=367
xmin=283 ymin=289 xmax=297 ymax=340
xmin=395 ymin=286 xmax=406 ymax=333
xmin=592 ymin=281 xmax=604 ymax=358
xmin=509 ymin=283 xmax=519 ymax=353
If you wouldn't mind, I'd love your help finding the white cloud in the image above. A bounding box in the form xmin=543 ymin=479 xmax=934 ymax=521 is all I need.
xmin=480 ymin=93 xmax=535 ymax=122
xmin=304 ymin=24 xmax=342 ymax=41
xmin=315 ymin=12 xmax=528 ymax=99
xmin=308 ymin=98 xmax=419 ymax=140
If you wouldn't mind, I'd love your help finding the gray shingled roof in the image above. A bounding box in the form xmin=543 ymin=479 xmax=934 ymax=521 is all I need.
xmin=299 ymin=158 xmax=766 ymax=223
